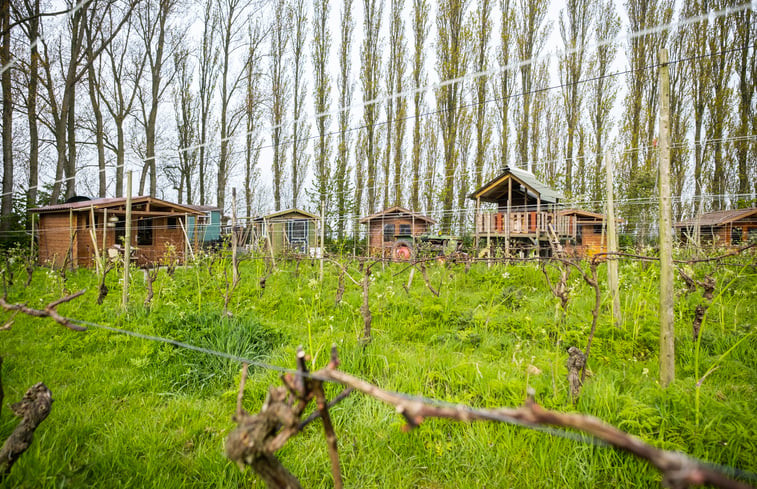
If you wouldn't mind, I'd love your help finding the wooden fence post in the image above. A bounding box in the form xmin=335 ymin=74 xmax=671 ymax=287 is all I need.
xmin=658 ymin=49 xmax=675 ymax=387
xmin=122 ymin=171 xmax=132 ymax=309
xmin=605 ymin=152 xmax=621 ymax=327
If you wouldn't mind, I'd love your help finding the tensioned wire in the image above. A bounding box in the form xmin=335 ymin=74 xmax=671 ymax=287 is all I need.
xmin=3 ymin=193 xmax=754 ymax=242
xmin=3 ymin=0 xmax=751 ymax=199
xmin=6 ymin=191 xmax=754 ymax=240
xmin=61 ymin=315 xmax=757 ymax=484
xmin=6 ymin=129 xmax=755 ymax=207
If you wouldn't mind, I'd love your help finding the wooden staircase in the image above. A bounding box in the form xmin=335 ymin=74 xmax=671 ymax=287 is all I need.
xmin=547 ymin=223 xmax=564 ymax=257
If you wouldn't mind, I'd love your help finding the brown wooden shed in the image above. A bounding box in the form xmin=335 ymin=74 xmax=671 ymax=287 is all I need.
xmin=557 ymin=209 xmax=618 ymax=257
xmin=675 ymin=208 xmax=757 ymax=247
xmin=30 ymin=196 xmax=204 ymax=268
xmin=359 ymin=206 xmax=436 ymax=258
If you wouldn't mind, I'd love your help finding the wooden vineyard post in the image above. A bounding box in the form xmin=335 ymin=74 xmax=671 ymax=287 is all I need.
xmin=232 ymin=188 xmax=238 ymax=286
xmin=605 ymin=152 xmax=621 ymax=327
xmin=122 ymin=171 xmax=132 ymax=309
xmin=29 ymin=213 xmax=35 ymax=259
xmin=320 ymin=198 xmax=325 ymax=282
xmin=658 ymin=49 xmax=675 ymax=387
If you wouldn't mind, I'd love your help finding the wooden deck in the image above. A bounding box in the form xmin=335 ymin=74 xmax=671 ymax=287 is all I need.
xmin=475 ymin=211 xmax=576 ymax=238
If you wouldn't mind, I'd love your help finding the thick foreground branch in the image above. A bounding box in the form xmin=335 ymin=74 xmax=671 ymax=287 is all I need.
xmin=228 ymin=347 xmax=753 ymax=489
xmin=0 ymin=383 xmax=53 ymax=476
xmin=0 ymin=290 xmax=87 ymax=331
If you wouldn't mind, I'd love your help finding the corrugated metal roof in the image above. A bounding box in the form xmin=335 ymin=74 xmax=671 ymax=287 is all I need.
xmin=359 ymin=206 xmax=437 ymax=224
xmin=254 ymin=208 xmax=319 ymax=221
xmin=469 ymin=166 xmax=562 ymax=204
xmin=675 ymin=208 xmax=757 ymax=227
xmin=508 ymin=167 xmax=563 ymax=203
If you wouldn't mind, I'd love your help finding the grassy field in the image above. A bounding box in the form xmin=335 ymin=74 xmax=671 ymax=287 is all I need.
xmin=1 ymin=251 xmax=755 ymax=488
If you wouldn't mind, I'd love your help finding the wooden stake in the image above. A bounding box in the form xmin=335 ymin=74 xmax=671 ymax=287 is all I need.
xmin=658 ymin=49 xmax=675 ymax=387
xmin=320 ymin=198 xmax=325 ymax=281
xmin=122 ymin=171 xmax=132 ymax=309
xmin=605 ymin=152 xmax=621 ymax=327
xmin=232 ymin=188 xmax=238 ymax=286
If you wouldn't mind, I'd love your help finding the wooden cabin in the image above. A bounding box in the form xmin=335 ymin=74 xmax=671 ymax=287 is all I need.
xmin=359 ymin=206 xmax=436 ymax=258
xmin=675 ymin=208 xmax=757 ymax=247
xmin=30 ymin=196 xmax=204 ymax=268
xmin=252 ymin=209 xmax=319 ymax=255
xmin=469 ymin=167 xmax=572 ymax=254
xmin=558 ymin=209 xmax=618 ymax=257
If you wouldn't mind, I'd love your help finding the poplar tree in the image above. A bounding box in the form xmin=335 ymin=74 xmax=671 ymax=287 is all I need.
xmin=514 ymin=0 xmax=549 ymax=171
xmin=389 ymin=0 xmax=407 ymax=207
xmin=471 ymin=0 xmax=492 ymax=189
xmin=335 ymin=0 xmax=354 ymax=239
xmin=706 ymin=0 xmax=732 ymax=211
xmin=244 ymin=21 xmax=266 ymax=218
xmin=588 ymin=0 xmax=619 ymax=204
xmin=270 ymin=0 xmax=290 ymax=210
xmin=410 ymin=0 xmax=430 ymax=210
xmin=290 ymin=0 xmax=310 ymax=209
xmin=622 ymin=0 xmax=672 ymax=240
xmin=436 ymin=0 xmax=469 ymax=233
xmin=216 ymin=0 xmax=249 ymax=212
xmin=197 ymin=0 xmax=219 ymax=205
xmin=733 ymin=9 xmax=754 ymax=200
xmin=1 ymin=0 xmax=11 ymax=228
xmin=685 ymin=0 xmax=710 ymax=211
xmin=361 ymin=0 xmax=382 ymax=214
xmin=137 ymin=0 xmax=180 ymax=197
xmin=172 ymin=48 xmax=197 ymax=204
xmin=312 ymin=0 xmax=331 ymax=220
xmin=669 ymin=26 xmax=690 ymax=220
xmin=559 ymin=0 xmax=592 ymax=195
xmin=494 ymin=0 xmax=515 ymax=172
xmin=422 ymin=118 xmax=440 ymax=215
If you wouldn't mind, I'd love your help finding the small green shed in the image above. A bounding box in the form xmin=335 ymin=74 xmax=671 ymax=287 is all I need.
xmin=185 ymin=205 xmax=223 ymax=246
xmin=253 ymin=208 xmax=319 ymax=255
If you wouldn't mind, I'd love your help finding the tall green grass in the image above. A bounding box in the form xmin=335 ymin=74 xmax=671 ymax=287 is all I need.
xmin=1 ymin=254 xmax=755 ymax=488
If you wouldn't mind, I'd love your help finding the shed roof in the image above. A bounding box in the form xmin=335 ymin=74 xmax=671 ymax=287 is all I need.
xmin=359 ymin=206 xmax=436 ymax=224
xmin=468 ymin=166 xmax=562 ymax=204
xmin=183 ymin=204 xmax=222 ymax=212
xmin=29 ymin=196 xmax=204 ymax=215
xmin=254 ymin=208 xmax=319 ymax=221
xmin=674 ymin=208 xmax=757 ymax=228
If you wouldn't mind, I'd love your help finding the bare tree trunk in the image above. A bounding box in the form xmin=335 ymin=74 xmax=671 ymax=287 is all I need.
xmin=410 ymin=0 xmax=429 ymax=210
xmin=334 ymin=0 xmax=354 ymax=239
xmin=25 ymin=0 xmax=41 ymax=210
xmin=1 ymin=0 xmax=12 ymax=231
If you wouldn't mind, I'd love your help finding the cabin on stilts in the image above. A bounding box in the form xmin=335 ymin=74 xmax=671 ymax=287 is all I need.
xmin=469 ymin=166 xmax=573 ymax=256
xmin=30 ymin=196 xmax=204 ymax=268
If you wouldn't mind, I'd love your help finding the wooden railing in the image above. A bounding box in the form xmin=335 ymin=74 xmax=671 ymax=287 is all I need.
xmin=475 ymin=211 xmax=575 ymax=238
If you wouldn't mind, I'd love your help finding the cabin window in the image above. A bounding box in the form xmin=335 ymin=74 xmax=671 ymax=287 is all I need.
xmin=137 ymin=218 xmax=153 ymax=246
xmin=748 ymin=228 xmax=757 ymax=243
xmin=399 ymin=224 xmax=411 ymax=235
xmin=383 ymin=223 xmax=395 ymax=242
xmin=167 ymin=217 xmax=177 ymax=229
xmin=576 ymin=224 xmax=583 ymax=245
xmin=286 ymin=220 xmax=309 ymax=252
xmin=594 ymin=224 xmax=603 ymax=235
xmin=731 ymin=226 xmax=742 ymax=245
